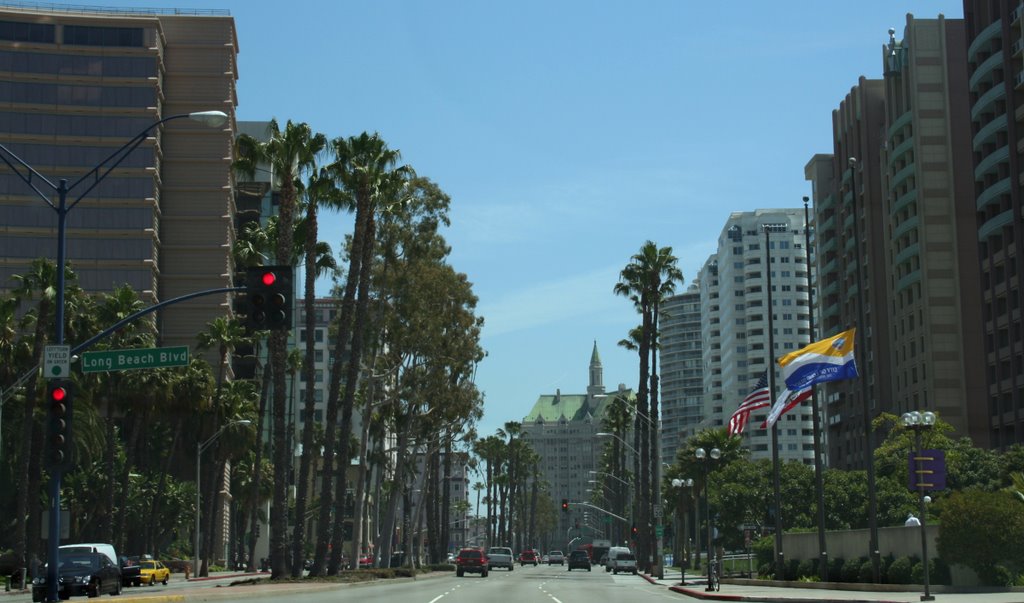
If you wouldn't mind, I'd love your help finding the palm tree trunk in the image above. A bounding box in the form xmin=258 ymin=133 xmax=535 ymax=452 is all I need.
xmin=247 ymin=355 xmax=272 ymax=572
xmin=15 ymin=304 xmax=48 ymax=569
xmin=311 ymin=199 xmax=368 ymax=576
xmin=290 ymin=202 xmax=320 ymax=576
xmin=648 ymin=302 xmax=661 ymax=570
xmin=348 ymin=394 xmax=373 ymax=569
xmin=327 ymin=210 xmax=377 ymax=574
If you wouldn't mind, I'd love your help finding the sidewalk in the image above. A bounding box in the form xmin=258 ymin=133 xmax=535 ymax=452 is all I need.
xmin=639 ymin=568 xmax=1024 ymax=603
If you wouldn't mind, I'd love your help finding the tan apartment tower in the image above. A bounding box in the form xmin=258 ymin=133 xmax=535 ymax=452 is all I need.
xmin=963 ymin=2 xmax=1024 ymax=448
xmin=0 ymin=4 xmax=239 ymax=358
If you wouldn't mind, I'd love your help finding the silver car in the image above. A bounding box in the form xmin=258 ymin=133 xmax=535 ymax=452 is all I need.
xmin=547 ymin=550 xmax=565 ymax=565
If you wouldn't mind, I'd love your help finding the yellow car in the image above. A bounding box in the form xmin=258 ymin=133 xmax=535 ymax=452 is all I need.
xmin=139 ymin=560 xmax=170 ymax=586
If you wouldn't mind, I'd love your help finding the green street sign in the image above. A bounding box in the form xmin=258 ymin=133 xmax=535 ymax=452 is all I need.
xmin=81 ymin=346 xmax=189 ymax=373
xmin=655 ymin=525 xmax=664 ymax=537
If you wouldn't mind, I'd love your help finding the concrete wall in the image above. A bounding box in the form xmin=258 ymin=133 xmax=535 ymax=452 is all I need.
xmin=783 ymin=525 xmax=937 ymax=563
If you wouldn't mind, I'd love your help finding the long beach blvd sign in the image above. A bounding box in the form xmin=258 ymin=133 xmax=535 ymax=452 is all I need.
xmin=81 ymin=346 xmax=189 ymax=373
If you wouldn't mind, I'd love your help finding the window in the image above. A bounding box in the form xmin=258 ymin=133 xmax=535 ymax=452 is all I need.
xmin=64 ymin=25 xmax=145 ymax=47
xmin=0 ymin=20 xmax=55 ymax=43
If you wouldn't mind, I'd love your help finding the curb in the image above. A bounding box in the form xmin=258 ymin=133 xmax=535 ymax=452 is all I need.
xmin=666 ymin=585 xmax=907 ymax=603
xmin=188 ymin=573 xmax=263 ymax=582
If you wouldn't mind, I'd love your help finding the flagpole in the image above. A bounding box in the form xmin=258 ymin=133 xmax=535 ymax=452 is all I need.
xmin=849 ymin=157 xmax=880 ymax=582
xmin=804 ymin=196 xmax=829 ymax=581
xmin=763 ymin=222 xmax=785 ymax=580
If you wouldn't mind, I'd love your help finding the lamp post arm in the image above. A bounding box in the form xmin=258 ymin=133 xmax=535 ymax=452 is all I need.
xmin=0 ymin=143 xmax=59 ymax=206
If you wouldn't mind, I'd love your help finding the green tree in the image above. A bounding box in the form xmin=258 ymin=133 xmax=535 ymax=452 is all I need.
xmin=937 ymin=490 xmax=1024 ymax=585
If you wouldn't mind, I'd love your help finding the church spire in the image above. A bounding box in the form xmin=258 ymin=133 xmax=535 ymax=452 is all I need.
xmin=587 ymin=340 xmax=605 ymax=398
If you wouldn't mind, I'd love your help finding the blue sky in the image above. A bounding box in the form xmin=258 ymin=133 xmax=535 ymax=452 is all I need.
xmin=106 ymin=0 xmax=963 ymax=436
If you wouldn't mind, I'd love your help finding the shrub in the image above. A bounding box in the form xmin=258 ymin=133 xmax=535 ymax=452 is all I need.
xmin=828 ymin=557 xmax=845 ymax=581
xmin=752 ymin=536 xmax=774 ymax=569
xmin=757 ymin=562 xmax=773 ymax=579
xmin=887 ymin=556 xmax=914 ymax=584
xmin=880 ymin=553 xmax=895 ymax=583
xmin=841 ymin=557 xmax=864 ymax=583
xmin=426 ymin=563 xmax=455 ymax=572
xmin=910 ymin=558 xmax=951 ymax=586
xmin=796 ymin=558 xmax=817 ymax=580
xmin=859 ymin=559 xmax=874 ymax=583
xmin=785 ymin=558 xmax=801 ymax=581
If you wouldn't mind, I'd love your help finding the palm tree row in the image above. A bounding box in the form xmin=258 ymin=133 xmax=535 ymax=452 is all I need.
xmin=0 ymin=261 xmax=259 ymax=573
xmin=235 ymin=122 xmax=485 ymax=576
xmin=473 ymin=422 xmax=548 ymax=552
xmin=613 ymin=241 xmax=682 ymax=571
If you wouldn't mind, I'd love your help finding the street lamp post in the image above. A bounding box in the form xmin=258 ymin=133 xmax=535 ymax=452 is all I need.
xmin=596 ymin=432 xmax=638 ymax=548
xmin=671 ymin=478 xmax=694 ymax=575
xmin=195 ymin=419 xmax=252 ymax=578
xmin=695 ymin=447 xmax=720 ymax=591
xmin=0 ymin=110 xmax=228 ymax=603
xmin=901 ymin=410 xmax=936 ymax=602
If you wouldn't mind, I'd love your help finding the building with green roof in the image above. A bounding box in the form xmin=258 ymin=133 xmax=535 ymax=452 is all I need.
xmin=522 ymin=341 xmax=634 ymax=550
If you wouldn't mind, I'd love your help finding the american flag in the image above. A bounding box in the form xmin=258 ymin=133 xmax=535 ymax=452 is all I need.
xmin=727 ymin=371 xmax=772 ymax=436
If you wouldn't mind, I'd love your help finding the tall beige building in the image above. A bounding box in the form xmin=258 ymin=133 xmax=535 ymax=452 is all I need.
xmin=0 ymin=4 xmax=239 ymax=355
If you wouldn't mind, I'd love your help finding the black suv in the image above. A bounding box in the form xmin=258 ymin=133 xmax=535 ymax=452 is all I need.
xmin=567 ymin=550 xmax=591 ymax=571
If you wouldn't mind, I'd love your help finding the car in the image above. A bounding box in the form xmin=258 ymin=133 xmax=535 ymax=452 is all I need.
xmin=547 ymin=550 xmax=565 ymax=565
xmin=542 ymin=554 xmax=549 ymax=563
xmin=32 ymin=552 xmax=122 ymax=601
xmin=359 ymin=555 xmax=374 ymax=568
xmin=139 ymin=560 xmax=170 ymax=586
xmin=455 ymin=548 xmax=488 ymax=578
xmin=486 ymin=546 xmax=514 ymax=571
xmin=518 ymin=550 xmax=538 ymax=566
xmin=567 ymin=550 xmax=591 ymax=571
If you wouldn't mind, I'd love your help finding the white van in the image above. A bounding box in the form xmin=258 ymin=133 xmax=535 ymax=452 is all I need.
xmin=605 ymin=546 xmax=633 ymax=573
xmin=59 ymin=543 xmax=118 ymax=566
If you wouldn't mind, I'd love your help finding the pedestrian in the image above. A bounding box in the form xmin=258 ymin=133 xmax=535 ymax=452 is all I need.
xmin=904 ymin=513 xmax=921 ymax=527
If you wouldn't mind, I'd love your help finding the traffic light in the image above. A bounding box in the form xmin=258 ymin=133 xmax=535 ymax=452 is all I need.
xmin=244 ymin=265 xmax=293 ymax=331
xmin=46 ymin=380 xmax=74 ymax=471
xmin=561 ymin=498 xmax=569 ymax=512
xmin=631 ymin=525 xmax=638 ymax=537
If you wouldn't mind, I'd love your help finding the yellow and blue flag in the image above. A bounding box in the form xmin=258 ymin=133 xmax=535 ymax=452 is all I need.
xmin=778 ymin=328 xmax=858 ymax=391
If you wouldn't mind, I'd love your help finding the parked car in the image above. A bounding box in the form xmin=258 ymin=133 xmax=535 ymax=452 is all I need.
xmin=359 ymin=554 xmax=374 ymax=568
xmin=519 ymin=550 xmax=538 ymax=566
xmin=567 ymin=550 xmax=591 ymax=571
xmin=139 ymin=560 xmax=170 ymax=586
xmin=547 ymin=550 xmax=565 ymax=566
xmin=455 ymin=548 xmax=488 ymax=578
xmin=486 ymin=546 xmax=514 ymax=571
xmin=32 ymin=552 xmax=122 ymax=601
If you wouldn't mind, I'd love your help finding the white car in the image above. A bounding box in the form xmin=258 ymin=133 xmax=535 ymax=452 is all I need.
xmin=609 ymin=550 xmax=637 ymax=575
xmin=547 ymin=550 xmax=565 ymax=565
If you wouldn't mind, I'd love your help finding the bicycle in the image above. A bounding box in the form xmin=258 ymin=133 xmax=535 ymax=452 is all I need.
xmin=708 ymin=558 xmax=720 ymax=591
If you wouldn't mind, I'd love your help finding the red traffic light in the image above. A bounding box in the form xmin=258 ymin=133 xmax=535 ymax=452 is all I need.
xmin=261 ymin=271 xmax=276 ymax=286
xmin=51 ymin=386 xmax=67 ymax=402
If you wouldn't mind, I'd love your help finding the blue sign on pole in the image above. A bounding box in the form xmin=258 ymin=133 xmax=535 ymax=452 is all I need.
xmin=907 ymin=449 xmax=946 ymax=492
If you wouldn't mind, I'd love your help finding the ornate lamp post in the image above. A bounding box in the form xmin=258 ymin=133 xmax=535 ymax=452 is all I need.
xmin=901 ymin=410 xmax=936 ymax=602
xmin=695 ymin=447 xmax=720 ymax=591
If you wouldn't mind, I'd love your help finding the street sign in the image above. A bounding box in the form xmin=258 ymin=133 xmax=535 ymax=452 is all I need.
xmin=44 ymin=345 xmax=70 ymax=378
xmin=653 ymin=504 xmax=663 ymax=519
xmin=80 ymin=346 xmax=189 ymax=373
xmin=655 ymin=525 xmax=664 ymax=537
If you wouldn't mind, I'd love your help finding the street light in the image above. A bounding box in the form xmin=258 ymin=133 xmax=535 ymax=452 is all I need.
xmin=901 ymin=410 xmax=936 ymax=602
xmin=0 ymin=109 xmax=228 ymax=603
xmin=671 ymin=478 xmax=695 ymax=575
xmin=195 ymin=419 xmax=252 ymax=578
xmin=695 ymin=447 xmax=721 ymax=591
xmin=589 ymin=470 xmax=630 ymax=487
xmin=595 ymin=432 xmax=638 ymax=455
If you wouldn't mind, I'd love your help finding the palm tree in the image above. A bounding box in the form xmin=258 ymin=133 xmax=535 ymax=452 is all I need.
xmin=614 ymin=241 xmax=682 ymax=570
xmin=235 ymin=119 xmax=323 ymax=578
xmin=316 ymin=132 xmax=411 ymax=575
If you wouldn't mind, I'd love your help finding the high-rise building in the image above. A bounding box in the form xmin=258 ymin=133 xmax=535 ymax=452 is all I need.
xmin=0 ymin=4 xmax=239 ymax=359
xmin=699 ymin=210 xmax=815 ymax=464
xmin=963 ymin=2 xmax=1024 ymax=448
xmin=658 ymin=285 xmax=703 ymax=464
xmin=807 ymin=15 xmax=990 ymax=464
